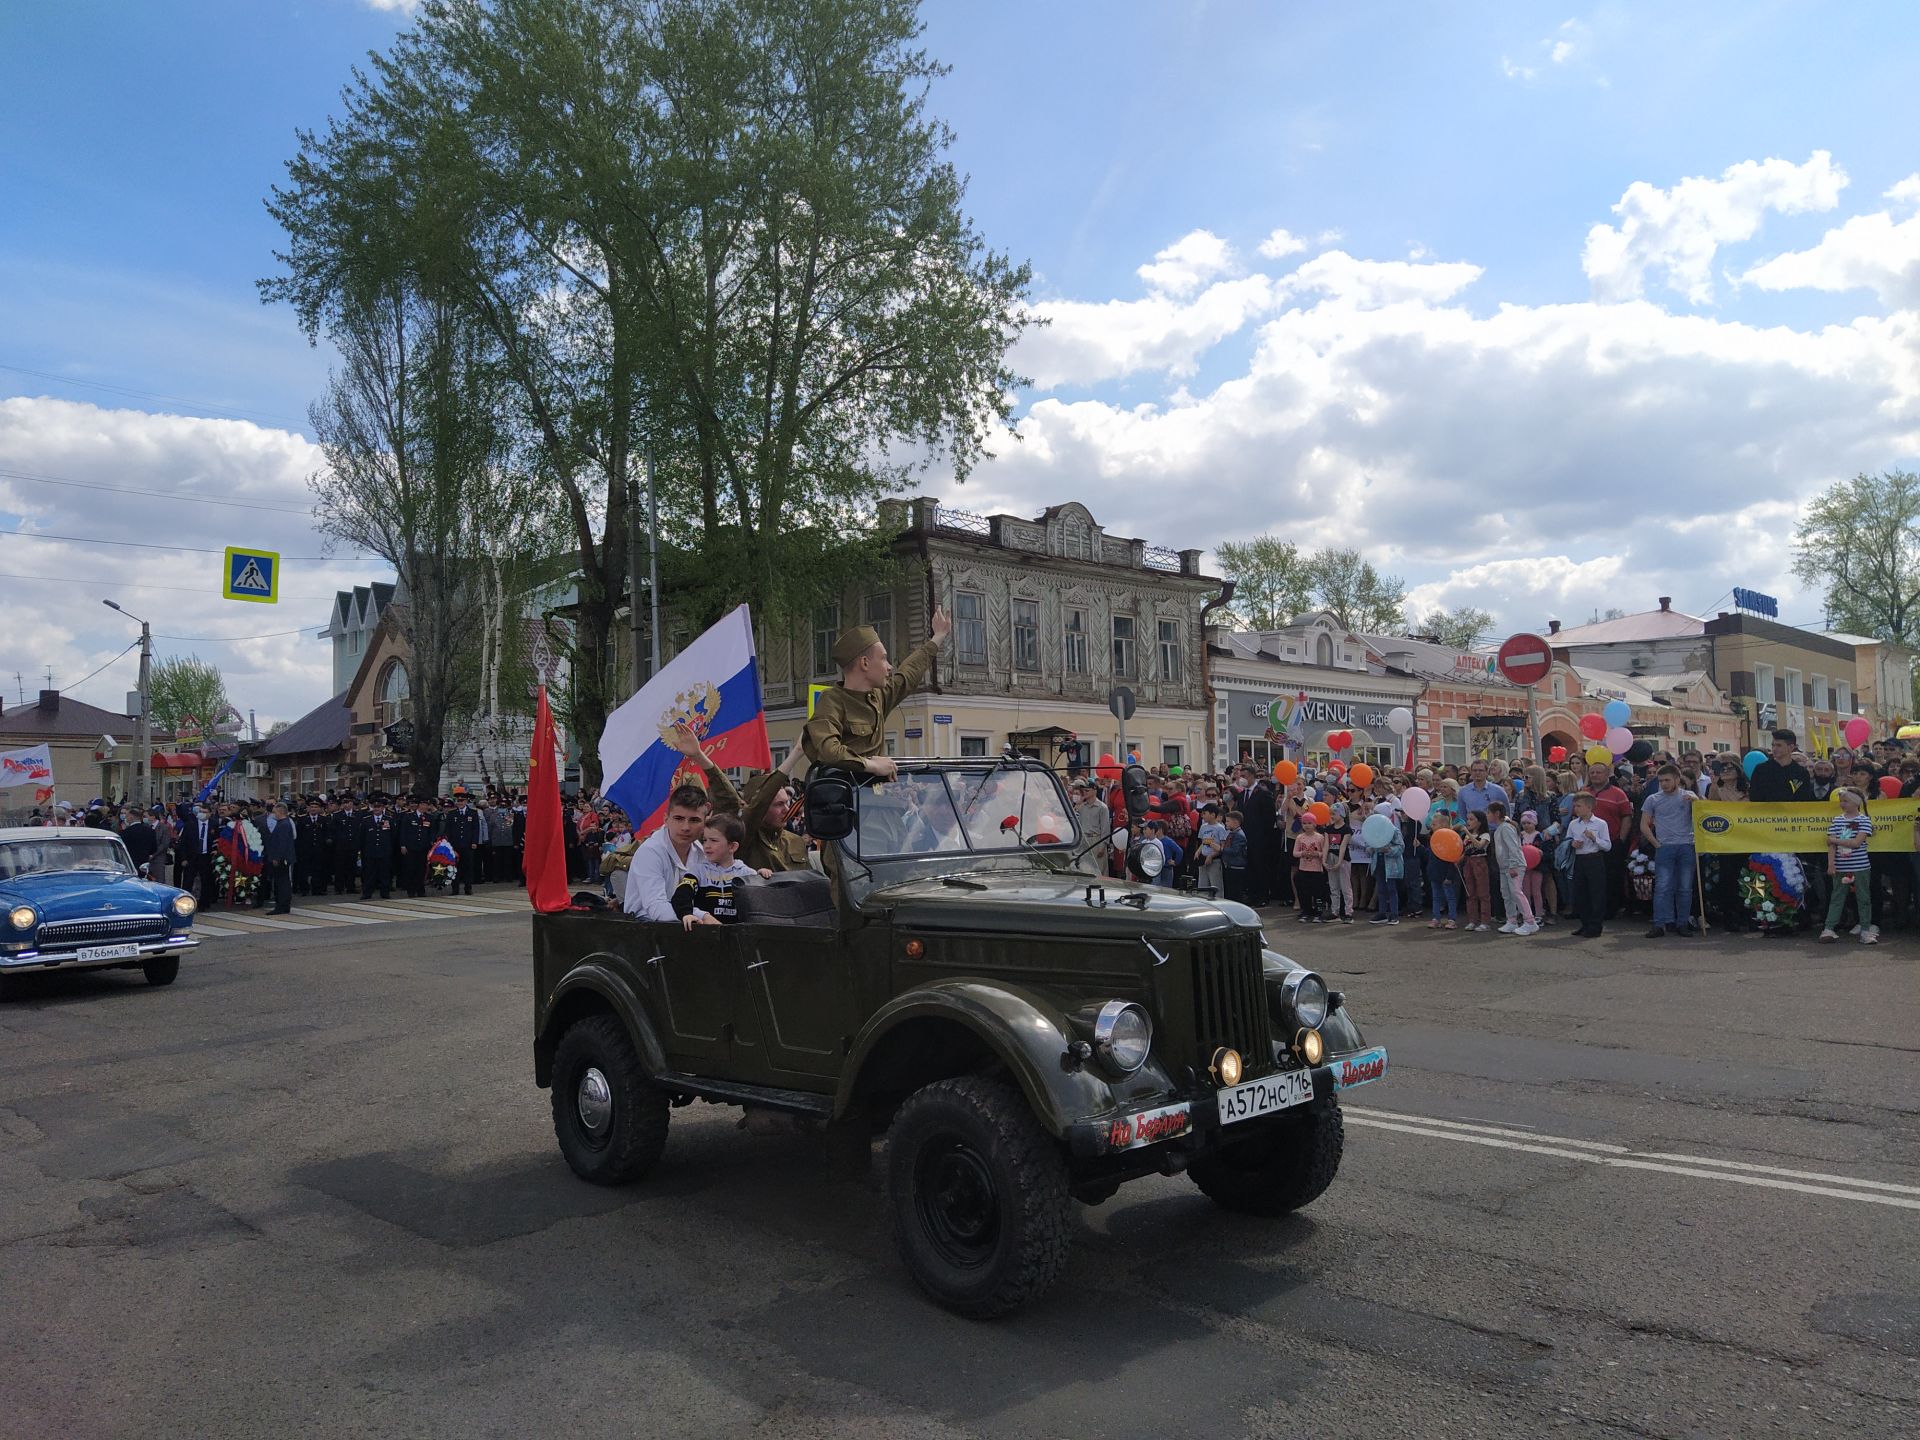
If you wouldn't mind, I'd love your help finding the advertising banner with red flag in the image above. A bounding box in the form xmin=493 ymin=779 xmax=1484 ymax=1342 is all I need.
xmin=524 ymin=686 xmax=571 ymax=913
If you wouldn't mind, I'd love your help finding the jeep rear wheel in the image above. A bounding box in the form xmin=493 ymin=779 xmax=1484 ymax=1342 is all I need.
xmin=885 ymin=1077 xmax=1072 ymax=1319
xmin=551 ymin=1014 xmax=669 ymax=1185
xmin=142 ymin=956 xmax=181 ymax=987
xmin=1189 ymin=1094 xmax=1344 ymax=1216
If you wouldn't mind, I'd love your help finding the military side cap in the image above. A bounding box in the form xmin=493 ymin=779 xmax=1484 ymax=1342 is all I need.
xmin=832 ymin=624 xmax=882 ymax=668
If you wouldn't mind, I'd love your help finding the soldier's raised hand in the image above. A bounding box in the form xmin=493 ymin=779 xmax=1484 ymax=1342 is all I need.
xmin=930 ymin=607 xmax=952 ymax=644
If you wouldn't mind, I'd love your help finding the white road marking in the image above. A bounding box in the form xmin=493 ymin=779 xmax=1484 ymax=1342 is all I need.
xmin=188 ymin=923 xmax=249 ymax=937
xmin=1346 ymin=1108 xmax=1920 ymax=1211
xmin=192 ymin=897 xmax=526 ymax=937
xmin=216 ymin=914 xmax=316 ymax=931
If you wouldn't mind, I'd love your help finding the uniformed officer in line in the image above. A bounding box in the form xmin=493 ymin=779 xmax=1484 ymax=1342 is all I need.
xmin=801 ymin=608 xmax=950 ymax=778
xmin=330 ymin=797 xmax=360 ymax=895
xmin=399 ymin=795 xmax=437 ymax=898
xmin=359 ymin=794 xmax=398 ymax=899
xmin=293 ymin=797 xmax=326 ymax=895
xmin=667 ymin=724 xmax=811 ymax=872
xmin=442 ymin=790 xmax=482 ymax=896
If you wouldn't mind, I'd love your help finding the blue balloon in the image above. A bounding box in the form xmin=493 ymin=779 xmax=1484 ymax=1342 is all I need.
xmin=1602 ymin=699 xmax=1632 ymax=728
xmin=1362 ymin=813 xmax=1397 ymax=849
xmin=1742 ymin=749 xmax=1766 ymax=777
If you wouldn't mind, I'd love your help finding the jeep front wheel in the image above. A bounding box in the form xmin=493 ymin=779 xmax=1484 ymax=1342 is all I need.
xmin=550 ymin=1014 xmax=669 ymax=1185
xmin=885 ymin=1077 xmax=1073 ymax=1319
xmin=1188 ymin=1094 xmax=1344 ymax=1216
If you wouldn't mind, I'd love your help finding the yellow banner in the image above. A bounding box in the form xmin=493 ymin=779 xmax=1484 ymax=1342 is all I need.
xmin=1692 ymin=800 xmax=1919 ymax=853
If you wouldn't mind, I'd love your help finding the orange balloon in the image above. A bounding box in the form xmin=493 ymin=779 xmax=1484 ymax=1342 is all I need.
xmin=1307 ymin=801 xmax=1332 ymax=826
xmin=1349 ymin=763 xmax=1375 ymax=789
xmin=1274 ymin=760 xmax=1298 ymax=785
xmin=1429 ymin=827 xmax=1464 ymax=863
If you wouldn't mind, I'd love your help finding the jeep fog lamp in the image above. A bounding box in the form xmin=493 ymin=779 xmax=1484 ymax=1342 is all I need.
xmin=1092 ymin=1001 xmax=1152 ymax=1076
xmin=1284 ymin=970 xmax=1329 ymax=1031
xmin=7 ymin=905 xmax=33 ymax=931
xmin=171 ymin=894 xmax=197 ymax=918
xmin=1299 ymin=1028 xmax=1324 ymax=1066
xmin=1211 ymin=1047 xmax=1243 ymax=1087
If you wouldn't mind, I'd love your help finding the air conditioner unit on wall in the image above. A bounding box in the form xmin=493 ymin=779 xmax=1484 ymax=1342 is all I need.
xmin=245 ymin=761 xmax=269 ymax=779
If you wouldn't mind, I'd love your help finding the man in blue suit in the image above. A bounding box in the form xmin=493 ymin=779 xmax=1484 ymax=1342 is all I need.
xmin=262 ymin=801 xmax=298 ymax=914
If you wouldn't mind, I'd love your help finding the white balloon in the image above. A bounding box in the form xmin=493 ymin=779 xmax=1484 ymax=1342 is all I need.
xmin=1400 ymin=786 xmax=1432 ymax=823
xmin=1386 ymin=707 xmax=1414 ymax=735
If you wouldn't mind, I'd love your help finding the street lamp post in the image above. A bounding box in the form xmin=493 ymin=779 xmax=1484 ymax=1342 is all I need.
xmin=103 ymin=599 xmax=152 ymax=809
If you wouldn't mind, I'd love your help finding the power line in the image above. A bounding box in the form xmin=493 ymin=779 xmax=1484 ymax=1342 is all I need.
xmin=0 ymin=568 xmax=339 ymax=601
xmin=156 ymin=628 xmax=315 ymax=643
xmin=0 ymin=529 xmax=367 ymax=563
xmin=0 ymin=464 xmax=315 ymax=516
xmin=52 ymin=640 xmax=140 ymax=696
xmin=0 ymin=362 xmax=309 ymax=428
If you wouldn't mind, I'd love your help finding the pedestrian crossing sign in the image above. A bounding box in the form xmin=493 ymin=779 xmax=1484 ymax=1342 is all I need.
xmin=222 ymin=546 xmax=279 ymax=604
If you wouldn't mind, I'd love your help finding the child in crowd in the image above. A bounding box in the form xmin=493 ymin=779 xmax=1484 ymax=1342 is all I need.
xmin=1460 ymin=811 xmax=1494 ymax=931
xmin=1368 ymin=811 xmax=1405 ymax=925
xmin=600 ymin=817 xmax=631 ymax=899
xmin=1195 ymin=803 xmax=1228 ymax=897
xmin=1519 ymin=811 xmax=1551 ymax=926
xmin=1426 ymin=826 xmax=1460 ymax=930
xmin=1324 ymin=803 xmax=1353 ymax=923
xmin=1347 ymin=801 xmax=1374 ymax=912
xmin=677 ymin=814 xmax=769 ymax=928
xmin=1222 ymin=810 xmax=1249 ymax=903
xmin=1293 ymin=813 xmax=1329 ymax=922
xmin=1822 ymin=788 xmax=1878 ymax=943
xmin=1488 ymin=801 xmax=1538 ymax=935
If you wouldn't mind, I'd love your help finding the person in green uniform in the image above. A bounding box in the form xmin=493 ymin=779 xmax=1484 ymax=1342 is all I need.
xmin=802 ymin=609 xmax=951 ymax=779
xmin=665 ymin=724 xmax=811 ymax=873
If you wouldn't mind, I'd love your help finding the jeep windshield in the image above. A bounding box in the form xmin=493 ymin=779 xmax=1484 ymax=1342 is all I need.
xmin=844 ymin=764 xmax=1079 ymax=866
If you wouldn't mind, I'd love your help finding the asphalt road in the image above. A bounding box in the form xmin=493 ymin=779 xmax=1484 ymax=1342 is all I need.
xmin=2 ymin=894 xmax=1915 ymax=1440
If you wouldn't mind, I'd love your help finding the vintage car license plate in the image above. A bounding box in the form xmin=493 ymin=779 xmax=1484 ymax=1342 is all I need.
xmin=76 ymin=943 xmax=141 ymax=962
xmin=1218 ymin=1068 xmax=1315 ymax=1125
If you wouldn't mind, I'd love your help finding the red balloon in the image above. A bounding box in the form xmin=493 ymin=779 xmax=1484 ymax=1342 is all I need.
xmin=1095 ymin=753 xmax=1120 ymax=782
xmin=1578 ymin=713 xmax=1608 ymax=742
xmin=1327 ymin=760 xmax=1346 ymax=776
xmin=1879 ymin=775 xmax=1902 ymax=799
xmin=1330 ymin=730 xmax=1352 ymax=752
xmin=1522 ymin=843 xmax=1542 ymax=870
xmin=1547 ymin=745 xmax=1568 ymax=765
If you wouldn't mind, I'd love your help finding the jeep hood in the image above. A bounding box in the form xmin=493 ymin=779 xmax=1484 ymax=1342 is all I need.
xmin=866 ymin=870 xmax=1251 ymax=941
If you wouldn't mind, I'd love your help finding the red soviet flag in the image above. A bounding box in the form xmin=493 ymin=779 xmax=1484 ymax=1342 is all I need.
xmin=524 ymin=686 xmax=571 ymax=913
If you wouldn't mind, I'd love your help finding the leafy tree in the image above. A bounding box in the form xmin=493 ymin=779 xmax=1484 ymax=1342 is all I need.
xmin=265 ymin=0 xmax=1031 ymax=786
xmin=264 ymin=720 xmax=292 ymax=739
xmin=1410 ymin=605 xmax=1494 ymax=649
xmin=1306 ymin=548 xmax=1407 ymax=633
xmin=149 ymin=657 xmax=230 ymax=738
xmin=1215 ymin=537 xmax=1315 ymax=629
xmin=1792 ymin=469 xmax=1920 ymax=645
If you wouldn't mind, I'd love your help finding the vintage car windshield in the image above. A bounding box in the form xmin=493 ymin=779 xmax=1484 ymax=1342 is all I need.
xmin=850 ymin=767 xmax=1079 ymax=860
xmin=0 ymin=835 xmax=136 ymax=880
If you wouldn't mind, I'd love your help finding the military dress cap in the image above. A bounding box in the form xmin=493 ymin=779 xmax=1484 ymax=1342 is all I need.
xmin=831 ymin=624 xmax=883 ymax=669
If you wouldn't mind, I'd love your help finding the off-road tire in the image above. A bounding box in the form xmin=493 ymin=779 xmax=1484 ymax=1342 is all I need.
xmin=551 ymin=1014 xmax=669 ymax=1185
xmin=1189 ymin=1094 xmax=1344 ymax=1216
xmin=886 ymin=1077 xmax=1073 ymax=1319
xmin=141 ymin=956 xmax=181 ymax=987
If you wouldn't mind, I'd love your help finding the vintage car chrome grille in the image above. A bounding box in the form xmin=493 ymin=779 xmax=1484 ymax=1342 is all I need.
xmin=1190 ymin=934 xmax=1272 ymax=1075
xmin=36 ymin=916 xmax=169 ymax=947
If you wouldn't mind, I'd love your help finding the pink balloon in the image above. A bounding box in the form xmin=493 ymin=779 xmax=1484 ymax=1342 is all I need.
xmin=1844 ymin=716 xmax=1871 ymax=748
xmin=1604 ymin=725 xmax=1633 ymax=755
xmin=1522 ymin=843 xmax=1542 ymax=870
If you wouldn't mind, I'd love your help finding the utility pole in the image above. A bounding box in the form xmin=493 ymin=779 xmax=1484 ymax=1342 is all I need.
xmin=646 ymin=445 xmax=661 ymax=681
xmin=626 ymin=472 xmax=646 ymax=696
xmin=103 ymin=599 xmax=151 ymax=808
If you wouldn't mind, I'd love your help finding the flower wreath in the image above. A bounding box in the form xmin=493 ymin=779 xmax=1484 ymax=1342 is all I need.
xmin=1741 ymin=853 xmax=1805 ymax=930
xmin=427 ymin=836 xmax=459 ymax=892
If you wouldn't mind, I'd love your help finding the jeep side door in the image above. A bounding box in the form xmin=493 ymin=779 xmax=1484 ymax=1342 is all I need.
xmin=642 ymin=920 xmax=764 ymax=1077
xmin=740 ymin=923 xmax=855 ymax=1083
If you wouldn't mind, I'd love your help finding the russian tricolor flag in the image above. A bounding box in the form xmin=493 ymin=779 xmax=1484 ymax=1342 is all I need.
xmin=601 ymin=603 xmax=773 ymax=838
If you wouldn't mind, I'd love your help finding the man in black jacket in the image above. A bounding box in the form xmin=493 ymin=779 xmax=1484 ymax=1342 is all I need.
xmin=399 ymin=796 xmax=437 ymax=898
xmin=294 ymin=798 xmax=328 ymax=896
xmin=175 ymin=801 xmax=217 ymax=905
xmin=359 ymin=795 xmax=397 ymax=900
xmin=262 ymin=802 xmax=297 ymax=913
xmin=119 ymin=810 xmax=157 ymax=877
xmin=330 ymin=798 xmax=360 ymax=895
xmin=442 ymin=792 xmax=482 ymax=896
xmin=1747 ymin=729 xmax=1813 ymax=803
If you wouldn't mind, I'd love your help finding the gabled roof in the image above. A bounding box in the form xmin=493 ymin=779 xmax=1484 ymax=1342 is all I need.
xmin=0 ymin=691 xmax=137 ymax=741
xmin=319 ymin=581 xmax=398 ymax=640
xmin=1549 ymin=607 xmax=1706 ymax=647
xmin=252 ymin=692 xmax=351 ymax=758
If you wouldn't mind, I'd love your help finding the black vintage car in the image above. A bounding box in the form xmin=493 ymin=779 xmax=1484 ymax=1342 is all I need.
xmin=531 ymin=759 xmax=1387 ymax=1317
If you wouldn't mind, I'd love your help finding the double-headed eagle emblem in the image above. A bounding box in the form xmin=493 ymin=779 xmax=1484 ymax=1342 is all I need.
xmin=657 ymin=681 xmax=723 ymax=745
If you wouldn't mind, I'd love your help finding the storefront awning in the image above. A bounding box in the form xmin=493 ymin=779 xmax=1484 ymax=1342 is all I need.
xmin=150 ymin=753 xmax=203 ymax=770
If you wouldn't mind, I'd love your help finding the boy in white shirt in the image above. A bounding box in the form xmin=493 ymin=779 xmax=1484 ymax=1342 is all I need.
xmin=1195 ymin=804 xmax=1228 ymax=897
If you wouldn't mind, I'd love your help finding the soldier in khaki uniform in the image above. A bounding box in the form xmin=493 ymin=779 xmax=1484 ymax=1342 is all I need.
xmin=802 ymin=609 xmax=951 ymax=779
xmin=667 ymin=726 xmax=811 ymax=873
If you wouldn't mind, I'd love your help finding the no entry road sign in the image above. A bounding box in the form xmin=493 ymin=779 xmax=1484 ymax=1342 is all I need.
xmin=1496 ymin=632 xmax=1552 ymax=688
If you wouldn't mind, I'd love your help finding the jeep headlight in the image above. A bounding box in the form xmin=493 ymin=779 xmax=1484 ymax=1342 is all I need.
xmin=171 ymin=894 xmax=197 ymax=918
xmin=1092 ymin=1000 xmax=1152 ymax=1076
xmin=1283 ymin=970 xmax=1329 ymax=1031
xmin=7 ymin=905 xmax=33 ymax=931
xmin=1130 ymin=841 xmax=1164 ymax=880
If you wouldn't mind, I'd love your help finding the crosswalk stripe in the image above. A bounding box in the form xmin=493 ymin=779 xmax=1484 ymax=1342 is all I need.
xmin=326 ymin=901 xmax=453 ymax=920
xmin=190 ymin=923 xmax=249 ymax=937
xmin=214 ymin=914 xmax=318 ymax=931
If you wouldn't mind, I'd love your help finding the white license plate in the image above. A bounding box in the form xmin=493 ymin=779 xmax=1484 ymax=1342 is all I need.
xmin=76 ymin=943 xmax=141 ymax=962
xmin=1218 ymin=1069 xmax=1316 ymax=1125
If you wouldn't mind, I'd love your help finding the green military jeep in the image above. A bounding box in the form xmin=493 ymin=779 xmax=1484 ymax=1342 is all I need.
xmin=531 ymin=759 xmax=1387 ymax=1317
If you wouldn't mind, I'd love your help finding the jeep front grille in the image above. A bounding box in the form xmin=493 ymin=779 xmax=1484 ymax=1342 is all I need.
xmin=1190 ymin=935 xmax=1272 ymax=1076
xmin=37 ymin=916 xmax=168 ymax=947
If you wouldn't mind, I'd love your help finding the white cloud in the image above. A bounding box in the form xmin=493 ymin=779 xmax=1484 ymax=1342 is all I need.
xmin=361 ymin=0 xmax=422 ymax=12
xmin=1277 ymin=250 xmax=1484 ymax=308
xmin=1257 ymin=228 xmax=1308 ymax=260
xmin=1583 ymin=151 xmax=1848 ymax=305
xmin=1500 ymin=56 xmax=1537 ymax=82
xmin=1740 ymin=175 xmax=1920 ymax=308
xmin=1135 ymin=229 xmax=1236 ymax=297
xmin=1550 ymin=40 xmax=1574 ymax=64
xmin=1019 ymin=276 xmax=1277 ymax=388
xmin=0 ymin=399 xmax=386 ymax=728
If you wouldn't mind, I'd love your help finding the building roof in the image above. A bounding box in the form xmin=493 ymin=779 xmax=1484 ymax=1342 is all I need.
xmin=0 ymin=690 xmax=136 ymax=741
xmin=318 ymin=581 xmax=398 ymax=641
xmin=1548 ymin=607 xmax=1706 ymax=647
xmin=1357 ymin=632 xmax=1522 ymax=686
xmin=252 ymin=692 xmax=351 ymax=758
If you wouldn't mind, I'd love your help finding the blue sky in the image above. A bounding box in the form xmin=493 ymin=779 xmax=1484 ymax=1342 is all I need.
xmin=3 ymin=0 xmax=1918 ymax=722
